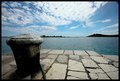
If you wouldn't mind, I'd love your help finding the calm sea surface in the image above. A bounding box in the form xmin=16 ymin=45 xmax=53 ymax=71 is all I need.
xmin=2 ymin=37 xmax=118 ymax=55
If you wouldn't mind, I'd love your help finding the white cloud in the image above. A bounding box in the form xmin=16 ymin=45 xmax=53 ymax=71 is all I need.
xmin=70 ymin=25 xmax=80 ymax=29
xmin=37 ymin=1 xmax=107 ymax=28
xmin=94 ymin=23 xmax=118 ymax=34
xmin=41 ymin=1 xmax=107 ymax=28
xmin=2 ymin=2 xmax=72 ymax=27
xmin=99 ymin=29 xmax=118 ymax=35
xmin=2 ymin=16 xmax=7 ymax=21
xmin=101 ymin=19 xmax=111 ymax=23
xmin=2 ymin=1 xmax=107 ymax=25
xmin=2 ymin=1 xmax=106 ymax=26
xmin=40 ymin=13 xmax=71 ymax=26
xmin=41 ymin=2 xmax=107 ymax=21
xmin=2 ymin=7 xmax=34 ymax=26
xmin=95 ymin=19 xmax=111 ymax=23
xmin=2 ymin=25 xmax=56 ymax=36
xmin=83 ymin=19 xmax=95 ymax=27
xmin=94 ymin=1 xmax=108 ymax=8
xmin=97 ymin=23 xmax=118 ymax=31
xmin=27 ymin=25 xmax=56 ymax=31
xmin=83 ymin=19 xmax=112 ymax=27
xmin=2 ymin=8 xmax=13 ymax=17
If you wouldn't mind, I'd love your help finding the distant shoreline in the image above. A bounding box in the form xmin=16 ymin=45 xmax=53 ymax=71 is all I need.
xmin=2 ymin=34 xmax=119 ymax=38
xmin=2 ymin=36 xmax=118 ymax=38
xmin=87 ymin=34 xmax=119 ymax=37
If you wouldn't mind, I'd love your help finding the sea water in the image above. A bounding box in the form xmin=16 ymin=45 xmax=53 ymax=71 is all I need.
xmin=2 ymin=37 xmax=118 ymax=55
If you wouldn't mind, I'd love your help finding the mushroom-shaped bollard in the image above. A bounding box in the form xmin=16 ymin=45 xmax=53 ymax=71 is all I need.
xmin=6 ymin=34 xmax=45 ymax=79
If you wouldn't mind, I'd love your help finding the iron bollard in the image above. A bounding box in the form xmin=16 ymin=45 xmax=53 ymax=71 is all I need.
xmin=6 ymin=34 xmax=45 ymax=79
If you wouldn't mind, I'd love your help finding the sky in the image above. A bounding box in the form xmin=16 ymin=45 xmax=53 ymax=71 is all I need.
xmin=2 ymin=1 xmax=118 ymax=36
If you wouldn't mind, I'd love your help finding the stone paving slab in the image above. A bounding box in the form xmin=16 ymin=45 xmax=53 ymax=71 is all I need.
xmin=86 ymin=51 xmax=101 ymax=56
xmin=89 ymin=73 xmax=110 ymax=80
xmin=106 ymin=71 xmax=118 ymax=79
xmin=98 ymin=64 xmax=118 ymax=72
xmin=80 ymin=55 xmax=91 ymax=59
xmin=46 ymin=54 xmax=58 ymax=59
xmin=86 ymin=68 xmax=104 ymax=73
xmin=87 ymin=68 xmax=110 ymax=79
xmin=40 ymin=58 xmax=56 ymax=72
xmin=40 ymin=49 xmax=51 ymax=54
xmin=67 ymin=71 xmax=89 ymax=80
xmin=40 ymin=54 xmax=48 ymax=59
xmin=2 ymin=64 xmax=16 ymax=75
xmin=74 ymin=50 xmax=89 ymax=56
xmin=46 ymin=63 xmax=67 ymax=79
xmin=64 ymin=50 xmax=73 ymax=55
xmin=90 ymin=56 xmax=110 ymax=64
xmin=56 ymin=55 xmax=68 ymax=64
xmin=2 ymin=68 xmax=17 ymax=80
xmin=48 ymin=50 xmax=64 ymax=54
xmin=2 ymin=55 xmax=15 ymax=65
xmin=82 ymin=59 xmax=98 ymax=68
xmin=67 ymin=76 xmax=80 ymax=79
xmin=69 ymin=55 xmax=80 ymax=60
xmin=112 ymin=62 xmax=119 ymax=68
xmin=102 ymin=55 xmax=118 ymax=62
xmin=68 ymin=60 xmax=85 ymax=72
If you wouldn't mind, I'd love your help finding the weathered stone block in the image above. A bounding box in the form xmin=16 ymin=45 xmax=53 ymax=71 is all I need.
xmin=86 ymin=51 xmax=100 ymax=56
xmin=74 ymin=50 xmax=88 ymax=56
xmin=2 ymin=64 xmax=16 ymax=75
xmin=69 ymin=55 xmax=80 ymax=60
xmin=107 ymin=71 xmax=118 ymax=79
xmin=40 ymin=49 xmax=51 ymax=54
xmin=46 ymin=63 xmax=67 ymax=79
xmin=68 ymin=60 xmax=85 ymax=71
xmin=98 ymin=64 xmax=118 ymax=72
xmin=67 ymin=76 xmax=79 ymax=79
xmin=40 ymin=54 xmax=48 ymax=59
xmin=102 ymin=55 xmax=118 ymax=62
xmin=81 ymin=55 xmax=91 ymax=59
xmin=82 ymin=59 xmax=98 ymax=68
xmin=64 ymin=50 xmax=73 ymax=55
xmin=86 ymin=68 xmax=104 ymax=73
xmin=113 ymin=62 xmax=118 ymax=67
xmin=41 ymin=59 xmax=55 ymax=72
xmin=67 ymin=71 xmax=89 ymax=79
xmin=47 ymin=54 xmax=58 ymax=59
xmin=89 ymin=73 xmax=110 ymax=80
xmin=90 ymin=56 xmax=109 ymax=64
xmin=48 ymin=50 xmax=64 ymax=54
xmin=56 ymin=55 xmax=68 ymax=64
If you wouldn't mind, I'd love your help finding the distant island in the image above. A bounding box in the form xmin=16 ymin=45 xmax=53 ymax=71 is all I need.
xmin=87 ymin=34 xmax=119 ymax=37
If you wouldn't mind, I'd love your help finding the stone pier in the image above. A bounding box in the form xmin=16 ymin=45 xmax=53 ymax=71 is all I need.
xmin=2 ymin=49 xmax=119 ymax=80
